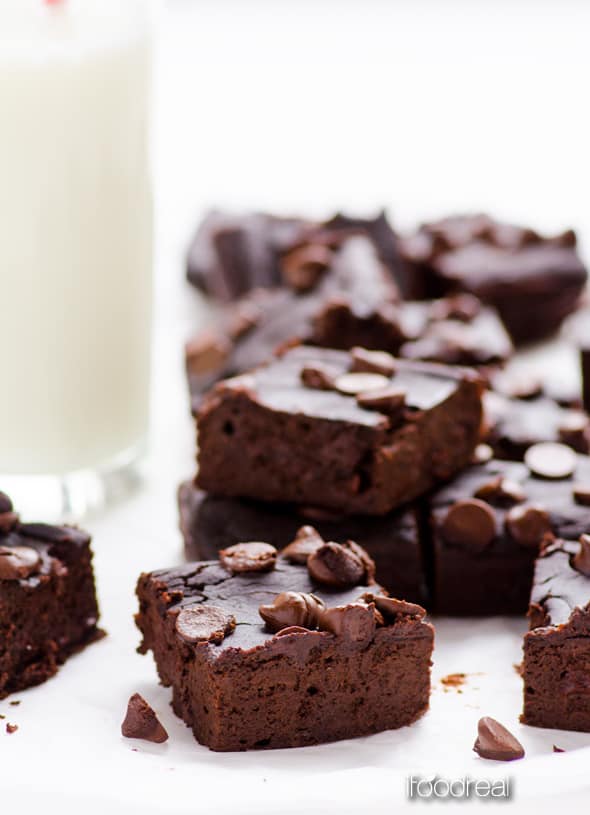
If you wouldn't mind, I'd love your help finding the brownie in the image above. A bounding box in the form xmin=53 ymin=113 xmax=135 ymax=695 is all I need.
xmin=178 ymin=481 xmax=427 ymax=604
xmin=522 ymin=536 xmax=590 ymax=732
xmin=428 ymin=453 xmax=590 ymax=615
xmin=399 ymin=214 xmax=587 ymax=343
xmin=483 ymin=390 xmax=590 ymax=460
xmin=135 ymin=537 xmax=433 ymax=751
xmin=186 ymin=274 xmax=511 ymax=405
xmin=186 ymin=209 xmax=403 ymax=302
xmin=196 ymin=345 xmax=483 ymax=515
xmin=0 ymin=493 xmax=101 ymax=698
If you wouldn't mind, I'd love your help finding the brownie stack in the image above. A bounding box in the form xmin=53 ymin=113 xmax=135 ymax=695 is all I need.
xmin=138 ymin=207 xmax=590 ymax=750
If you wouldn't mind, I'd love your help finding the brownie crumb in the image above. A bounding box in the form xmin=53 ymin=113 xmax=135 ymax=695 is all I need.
xmin=553 ymin=745 xmax=566 ymax=753
xmin=513 ymin=663 xmax=524 ymax=677
xmin=6 ymin=723 xmax=18 ymax=734
xmin=441 ymin=672 xmax=467 ymax=690
xmin=121 ymin=693 xmax=168 ymax=744
xmin=9 ymin=700 xmax=21 ymax=706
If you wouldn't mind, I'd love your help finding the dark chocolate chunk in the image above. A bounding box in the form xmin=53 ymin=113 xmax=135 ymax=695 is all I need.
xmin=524 ymin=442 xmax=577 ymax=480
xmin=473 ymin=716 xmax=525 ymax=761
xmin=572 ymin=534 xmax=590 ymax=577
xmin=219 ymin=541 xmax=277 ymax=574
xmin=121 ymin=693 xmax=169 ymax=744
xmin=505 ymin=504 xmax=551 ymax=548
xmin=280 ymin=526 xmax=325 ymax=564
xmin=365 ymin=594 xmax=426 ymax=620
xmin=175 ymin=606 xmax=236 ymax=644
xmin=307 ymin=542 xmax=366 ymax=587
xmin=0 ymin=546 xmax=41 ymax=580
xmin=349 ymin=346 xmax=396 ymax=377
xmin=259 ymin=591 xmax=325 ymax=633
xmin=440 ymin=499 xmax=496 ymax=551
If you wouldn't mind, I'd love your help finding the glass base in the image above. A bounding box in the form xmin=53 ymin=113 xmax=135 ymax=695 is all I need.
xmin=0 ymin=441 xmax=146 ymax=523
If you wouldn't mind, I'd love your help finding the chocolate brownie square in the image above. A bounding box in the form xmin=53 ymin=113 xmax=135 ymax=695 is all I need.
xmin=177 ymin=481 xmax=427 ymax=604
xmin=399 ymin=214 xmax=587 ymax=343
xmin=136 ymin=536 xmax=433 ymax=751
xmin=196 ymin=345 xmax=483 ymax=515
xmin=428 ymin=451 xmax=590 ymax=615
xmin=0 ymin=493 xmax=101 ymax=698
xmin=522 ymin=536 xmax=590 ymax=732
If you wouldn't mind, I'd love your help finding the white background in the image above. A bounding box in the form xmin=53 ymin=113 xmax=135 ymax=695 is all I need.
xmin=3 ymin=1 xmax=590 ymax=812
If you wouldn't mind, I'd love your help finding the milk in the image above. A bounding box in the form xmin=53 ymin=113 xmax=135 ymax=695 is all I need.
xmin=0 ymin=0 xmax=152 ymax=476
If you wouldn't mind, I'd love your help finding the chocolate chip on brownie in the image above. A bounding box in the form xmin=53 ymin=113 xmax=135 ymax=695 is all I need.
xmin=307 ymin=542 xmax=367 ymax=587
xmin=175 ymin=606 xmax=236 ymax=644
xmin=259 ymin=591 xmax=325 ymax=633
xmin=440 ymin=499 xmax=497 ymax=551
xmin=524 ymin=442 xmax=577 ymax=480
xmin=219 ymin=541 xmax=277 ymax=573
xmin=505 ymin=504 xmax=552 ymax=548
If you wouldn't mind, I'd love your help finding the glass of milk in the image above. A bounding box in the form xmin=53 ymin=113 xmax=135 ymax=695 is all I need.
xmin=0 ymin=0 xmax=153 ymax=519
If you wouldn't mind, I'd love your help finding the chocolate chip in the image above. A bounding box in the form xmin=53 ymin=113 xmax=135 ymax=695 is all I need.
xmin=0 ymin=492 xmax=13 ymax=514
xmin=527 ymin=601 xmax=549 ymax=630
xmin=440 ymin=499 xmax=497 ymax=551
xmin=259 ymin=591 xmax=325 ymax=633
xmin=553 ymin=745 xmax=566 ymax=753
xmin=473 ymin=716 xmax=525 ymax=761
xmin=573 ymin=534 xmax=590 ymax=577
xmin=318 ymin=602 xmax=376 ymax=643
xmin=524 ymin=442 xmax=577 ymax=480
xmin=6 ymin=723 xmax=18 ymax=735
xmin=0 ymin=512 xmax=19 ymax=534
xmin=356 ymin=386 xmax=406 ymax=418
xmin=0 ymin=546 xmax=41 ymax=580
xmin=334 ymin=372 xmax=391 ymax=395
xmin=175 ymin=605 xmax=236 ymax=644
xmin=281 ymin=526 xmax=324 ymax=564
xmin=474 ymin=476 xmax=526 ymax=506
xmin=349 ymin=347 xmax=396 ymax=377
xmin=300 ymin=363 xmax=336 ymax=390
xmin=307 ymin=542 xmax=366 ymax=587
xmin=185 ymin=330 xmax=231 ymax=376
xmin=502 ymin=376 xmax=543 ymax=401
xmin=343 ymin=540 xmax=376 ymax=583
xmin=219 ymin=541 xmax=277 ymax=573
xmin=505 ymin=504 xmax=551 ymax=548
xmin=121 ymin=693 xmax=168 ymax=744
xmin=280 ymin=243 xmax=332 ymax=292
xmin=573 ymin=483 xmax=590 ymax=506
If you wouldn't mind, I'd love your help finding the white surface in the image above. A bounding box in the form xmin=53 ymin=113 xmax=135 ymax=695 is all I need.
xmin=0 ymin=0 xmax=152 ymax=473
xmin=3 ymin=0 xmax=590 ymax=812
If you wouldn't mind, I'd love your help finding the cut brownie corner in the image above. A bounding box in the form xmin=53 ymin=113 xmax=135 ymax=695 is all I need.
xmin=135 ymin=533 xmax=433 ymax=751
xmin=0 ymin=491 xmax=102 ymax=699
xmin=521 ymin=536 xmax=590 ymax=732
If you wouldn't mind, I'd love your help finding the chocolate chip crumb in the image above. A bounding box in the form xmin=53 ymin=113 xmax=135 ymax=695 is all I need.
xmin=9 ymin=700 xmax=20 ymax=706
xmin=334 ymin=371 xmax=390 ymax=395
xmin=573 ymin=483 xmax=590 ymax=506
xmin=121 ymin=694 xmax=168 ymax=744
xmin=473 ymin=716 xmax=524 ymax=761
xmin=441 ymin=672 xmax=467 ymax=689
xmin=5 ymin=723 xmax=18 ymax=734
xmin=553 ymin=745 xmax=566 ymax=753
xmin=0 ymin=546 xmax=41 ymax=580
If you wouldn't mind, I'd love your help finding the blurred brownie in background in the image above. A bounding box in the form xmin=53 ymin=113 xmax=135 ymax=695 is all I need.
xmin=399 ymin=214 xmax=587 ymax=344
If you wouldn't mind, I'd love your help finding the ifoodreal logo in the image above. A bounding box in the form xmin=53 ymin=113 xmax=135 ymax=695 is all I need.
xmin=407 ymin=775 xmax=512 ymax=801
